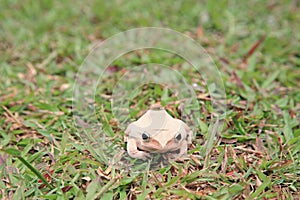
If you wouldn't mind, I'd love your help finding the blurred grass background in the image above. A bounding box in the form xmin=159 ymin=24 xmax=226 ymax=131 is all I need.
xmin=0 ymin=0 xmax=299 ymax=199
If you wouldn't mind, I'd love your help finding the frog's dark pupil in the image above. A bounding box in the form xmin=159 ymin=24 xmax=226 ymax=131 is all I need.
xmin=142 ymin=133 xmax=149 ymax=140
xmin=176 ymin=133 xmax=182 ymax=140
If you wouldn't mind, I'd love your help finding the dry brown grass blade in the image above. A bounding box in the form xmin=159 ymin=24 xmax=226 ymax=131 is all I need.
xmin=243 ymin=35 xmax=266 ymax=63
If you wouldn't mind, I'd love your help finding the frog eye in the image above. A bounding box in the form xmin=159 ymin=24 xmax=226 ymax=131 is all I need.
xmin=142 ymin=132 xmax=150 ymax=142
xmin=174 ymin=132 xmax=182 ymax=142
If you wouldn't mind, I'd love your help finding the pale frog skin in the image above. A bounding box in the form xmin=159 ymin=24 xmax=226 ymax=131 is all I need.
xmin=124 ymin=106 xmax=192 ymax=160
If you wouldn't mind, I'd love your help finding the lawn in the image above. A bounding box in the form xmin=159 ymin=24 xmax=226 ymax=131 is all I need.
xmin=0 ymin=0 xmax=300 ymax=199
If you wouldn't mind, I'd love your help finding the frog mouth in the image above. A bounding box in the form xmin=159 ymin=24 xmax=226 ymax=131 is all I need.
xmin=137 ymin=147 xmax=180 ymax=155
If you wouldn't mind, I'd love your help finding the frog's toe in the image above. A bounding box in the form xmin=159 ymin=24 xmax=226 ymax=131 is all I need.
xmin=128 ymin=150 xmax=152 ymax=160
xmin=164 ymin=153 xmax=179 ymax=160
xmin=142 ymin=152 xmax=152 ymax=160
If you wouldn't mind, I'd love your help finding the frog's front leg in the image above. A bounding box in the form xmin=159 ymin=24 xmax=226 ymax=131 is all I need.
xmin=126 ymin=138 xmax=152 ymax=160
xmin=165 ymin=140 xmax=189 ymax=160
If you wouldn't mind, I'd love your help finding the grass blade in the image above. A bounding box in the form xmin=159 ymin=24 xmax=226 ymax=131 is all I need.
xmin=1 ymin=148 xmax=54 ymax=189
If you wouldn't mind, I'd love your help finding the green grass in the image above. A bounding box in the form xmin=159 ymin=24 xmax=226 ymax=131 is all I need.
xmin=1 ymin=0 xmax=300 ymax=199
